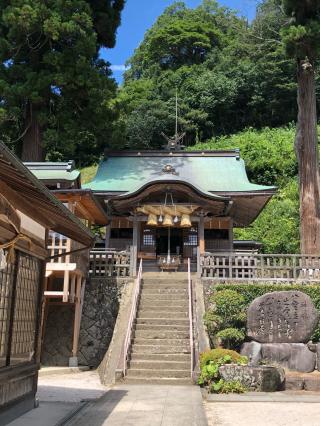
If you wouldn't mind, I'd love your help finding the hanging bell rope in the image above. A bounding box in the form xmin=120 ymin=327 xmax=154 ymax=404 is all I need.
xmin=0 ymin=233 xmax=33 ymax=264
xmin=0 ymin=193 xmax=33 ymax=263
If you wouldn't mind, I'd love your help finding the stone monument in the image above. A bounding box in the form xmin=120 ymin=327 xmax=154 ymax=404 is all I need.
xmin=242 ymin=291 xmax=320 ymax=373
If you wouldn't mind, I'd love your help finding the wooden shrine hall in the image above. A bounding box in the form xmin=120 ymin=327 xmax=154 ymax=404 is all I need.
xmin=84 ymin=149 xmax=276 ymax=271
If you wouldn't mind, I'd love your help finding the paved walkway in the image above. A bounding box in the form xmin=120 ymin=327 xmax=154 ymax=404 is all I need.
xmin=37 ymin=369 xmax=108 ymax=402
xmin=65 ymin=384 xmax=208 ymax=426
xmin=205 ymin=401 xmax=320 ymax=426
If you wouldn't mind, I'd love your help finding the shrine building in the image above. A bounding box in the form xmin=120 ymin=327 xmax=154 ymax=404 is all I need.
xmin=84 ymin=149 xmax=276 ymax=270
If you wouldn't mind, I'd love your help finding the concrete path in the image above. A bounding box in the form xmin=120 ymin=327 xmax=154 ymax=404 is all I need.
xmin=7 ymin=370 xmax=109 ymax=426
xmin=65 ymin=384 xmax=208 ymax=426
xmin=205 ymin=401 xmax=320 ymax=426
xmin=38 ymin=369 xmax=108 ymax=402
xmin=7 ymin=401 xmax=81 ymax=426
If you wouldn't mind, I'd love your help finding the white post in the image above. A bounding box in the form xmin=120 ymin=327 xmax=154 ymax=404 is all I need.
xmin=167 ymin=226 xmax=171 ymax=262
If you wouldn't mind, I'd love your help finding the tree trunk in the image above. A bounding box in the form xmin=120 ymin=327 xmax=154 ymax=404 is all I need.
xmin=21 ymin=103 xmax=44 ymax=161
xmin=295 ymin=58 xmax=320 ymax=254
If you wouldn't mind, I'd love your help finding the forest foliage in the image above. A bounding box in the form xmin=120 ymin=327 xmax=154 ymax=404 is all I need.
xmin=112 ymin=0 xmax=301 ymax=149
xmin=2 ymin=0 xmax=318 ymax=252
xmin=191 ymin=126 xmax=301 ymax=253
xmin=0 ymin=0 xmax=124 ymax=164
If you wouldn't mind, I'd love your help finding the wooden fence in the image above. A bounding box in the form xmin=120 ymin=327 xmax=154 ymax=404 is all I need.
xmin=89 ymin=249 xmax=131 ymax=278
xmin=199 ymin=252 xmax=320 ymax=281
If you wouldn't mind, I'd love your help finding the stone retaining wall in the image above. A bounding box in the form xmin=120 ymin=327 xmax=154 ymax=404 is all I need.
xmin=41 ymin=277 xmax=129 ymax=367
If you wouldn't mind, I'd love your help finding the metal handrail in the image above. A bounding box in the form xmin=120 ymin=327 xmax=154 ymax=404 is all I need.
xmin=188 ymin=258 xmax=194 ymax=379
xmin=123 ymin=258 xmax=143 ymax=375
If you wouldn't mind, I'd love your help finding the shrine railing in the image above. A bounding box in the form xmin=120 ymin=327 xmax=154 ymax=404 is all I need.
xmin=89 ymin=249 xmax=131 ymax=278
xmin=47 ymin=232 xmax=89 ymax=273
xmin=199 ymin=252 xmax=320 ymax=282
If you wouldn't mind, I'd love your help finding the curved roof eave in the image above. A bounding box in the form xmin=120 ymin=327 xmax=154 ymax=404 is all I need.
xmin=109 ymin=179 xmax=231 ymax=202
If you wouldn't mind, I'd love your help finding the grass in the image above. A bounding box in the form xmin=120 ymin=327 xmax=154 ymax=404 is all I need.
xmin=80 ymin=164 xmax=98 ymax=184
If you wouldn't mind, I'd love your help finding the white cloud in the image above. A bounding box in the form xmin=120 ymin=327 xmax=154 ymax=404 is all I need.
xmin=110 ymin=65 xmax=128 ymax=72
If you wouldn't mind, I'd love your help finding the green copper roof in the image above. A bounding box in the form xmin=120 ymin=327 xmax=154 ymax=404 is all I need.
xmin=83 ymin=152 xmax=276 ymax=195
xmin=30 ymin=169 xmax=80 ymax=182
xmin=25 ymin=161 xmax=80 ymax=182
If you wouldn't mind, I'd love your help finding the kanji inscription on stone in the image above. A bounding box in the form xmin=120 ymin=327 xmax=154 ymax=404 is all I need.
xmin=247 ymin=291 xmax=319 ymax=343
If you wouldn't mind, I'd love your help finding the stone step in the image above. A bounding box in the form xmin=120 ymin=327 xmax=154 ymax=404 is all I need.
xmin=137 ymin=311 xmax=188 ymax=319
xmin=138 ymin=304 xmax=188 ymax=312
xmin=134 ymin=330 xmax=189 ymax=339
xmin=140 ymin=294 xmax=188 ymax=301
xmin=133 ymin=338 xmax=190 ymax=346
xmin=131 ymin=344 xmax=190 ymax=354
xmin=124 ymin=377 xmax=192 ymax=385
xmin=142 ymin=288 xmax=188 ymax=295
xmin=130 ymin=353 xmax=190 ymax=362
xmin=136 ymin=318 xmax=189 ymax=326
xmin=135 ymin=324 xmax=190 ymax=332
xmin=129 ymin=360 xmax=190 ymax=370
xmin=126 ymin=368 xmax=190 ymax=379
xmin=142 ymin=284 xmax=188 ymax=290
xmin=142 ymin=279 xmax=188 ymax=284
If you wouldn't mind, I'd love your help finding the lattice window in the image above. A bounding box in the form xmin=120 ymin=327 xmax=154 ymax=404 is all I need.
xmin=0 ymin=258 xmax=14 ymax=367
xmin=0 ymin=251 xmax=41 ymax=369
xmin=143 ymin=229 xmax=155 ymax=247
xmin=10 ymin=254 xmax=41 ymax=365
xmin=183 ymin=229 xmax=198 ymax=246
xmin=143 ymin=234 xmax=155 ymax=246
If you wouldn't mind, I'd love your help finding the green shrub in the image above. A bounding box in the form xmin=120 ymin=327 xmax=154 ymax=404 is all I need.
xmin=215 ymin=328 xmax=245 ymax=350
xmin=198 ymin=348 xmax=248 ymax=393
xmin=217 ymin=380 xmax=248 ymax=394
xmin=200 ymin=348 xmax=247 ymax=369
xmin=203 ymin=312 xmax=224 ymax=336
xmin=211 ymin=289 xmax=246 ymax=323
xmin=204 ymin=289 xmax=247 ymax=349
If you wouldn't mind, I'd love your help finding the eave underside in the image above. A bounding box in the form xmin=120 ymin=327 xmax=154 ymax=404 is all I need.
xmin=98 ymin=182 xmax=275 ymax=227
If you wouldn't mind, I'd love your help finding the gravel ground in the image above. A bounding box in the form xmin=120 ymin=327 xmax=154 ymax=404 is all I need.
xmin=204 ymin=401 xmax=320 ymax=426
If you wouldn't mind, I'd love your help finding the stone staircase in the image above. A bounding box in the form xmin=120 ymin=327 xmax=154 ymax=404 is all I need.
xmin=125 ymin=275 xmax=192 ymax=384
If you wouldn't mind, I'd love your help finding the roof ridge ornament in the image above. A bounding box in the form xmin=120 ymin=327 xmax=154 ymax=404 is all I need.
xmin=161 ymin=89 xmax=185 ymax=151
xmin=161 ymin=164 xmax=178 ymax=175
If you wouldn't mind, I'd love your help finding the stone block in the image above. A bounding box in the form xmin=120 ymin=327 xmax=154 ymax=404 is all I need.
xmin=69 ymin=357 xmax=78 ymax=367
xmin=304 ymin=377 xmax=320 ymax=392
xmin=219 ymin=364 xmax=284 ymax=392
xmin=261 ymin=343 xmax=316 ymax=373
xmin=285 ymin=376 xmax=304 ymax=390
xmin=247 ymin=291 xmax=319 ymax=343
xmin=317 ymin=343 xmax=320 ymax=372
xmin=241 ymin=342 xmax=262 ymax=366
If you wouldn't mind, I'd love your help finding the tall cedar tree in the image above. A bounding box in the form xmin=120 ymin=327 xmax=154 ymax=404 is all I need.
xmin=281 ymin=0 xmax=320 ymax=254
xmin=0 ymin=0 xmax=124 ymax=162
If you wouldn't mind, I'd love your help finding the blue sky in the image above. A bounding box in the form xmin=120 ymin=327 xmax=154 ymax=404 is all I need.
xmin=101 ymin=0 xmax=259 ymax=83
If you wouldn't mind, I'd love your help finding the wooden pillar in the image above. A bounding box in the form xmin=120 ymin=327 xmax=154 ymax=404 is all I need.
xmin=70 ymin=275 xmax=82 ymax=366
xmin=105 ymin=224 xmax=111 ymax=249
xmin=62 ymin=270 xmax=69 ymax=303
xmin=198 ymin=215 xmax=205 ymax=255
xmin=228 ymin=218 xmax=234 ymax=251
xmin=70 ymin=275 xmax=76 ymax=303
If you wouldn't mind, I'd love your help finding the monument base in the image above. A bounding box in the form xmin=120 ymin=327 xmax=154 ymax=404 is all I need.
xmin=219 ymin=364 xmax=285 ymax=392
xmin=241 ymin=342 xmax=317 ymax=373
